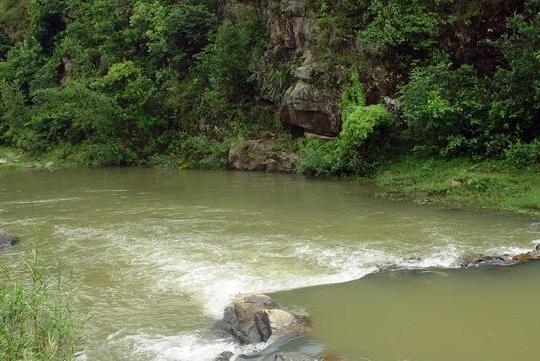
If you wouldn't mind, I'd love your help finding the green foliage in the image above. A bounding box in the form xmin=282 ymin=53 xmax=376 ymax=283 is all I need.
xmin=297 ymin=138 xmax=352 ymax=177
xmin=29 ymin=81 xmax=124 ymax=153
xmin=0 ymin=81 xmax=30 ymax=148
xmin=28 ymin=0 xmax=65 ymax=52
xmin=299 ymin=72 xmax=394 ymax=176
xmin=74 ymin=140 xmax=136 ymax=167
xmin=339 ymin=72 xmax=393 ymax=153
xmin=0 ymin=0 xmax=538 ymax=173
xmin=489 ymin=10 xmax=540 ymax=146
xmin=505 ymin=140 xmax=540 ymax=168
xmin=357 ymin=0 xmax=448 ymax=55
xmin=198 ymin=4 xmax=265 ymax=98
xmin=399 ymin=61 xmax=491 ymax=156
xmin=164 ymin=2 xmax=218 ymax=70
xmin=173 ymin=133 xmax=229 ymax=169
xmin=0 ymin=0 xmax=30 ymax=42
xmin=0 ymin=251 xmax=80 ymax=361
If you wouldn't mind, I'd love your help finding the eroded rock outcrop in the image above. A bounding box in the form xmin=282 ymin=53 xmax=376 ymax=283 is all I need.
xmin=280 ymin=79 xmax=340 ymax=137
xmin=268 ymin=1 xmax=314 ymax=57
xmin=222 ymin=294 xmax=310 ymax=345
xmin=0 ymin=229 xmax=19 ymax=250
xmin=228 ymin=140 xmax=298 ymax=173
xmin=260 ymin=1 xmax=341 ymax=137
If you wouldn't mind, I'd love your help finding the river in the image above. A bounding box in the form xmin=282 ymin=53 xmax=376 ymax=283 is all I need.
xmin=1 ymin=169 xmax=539 ymax=360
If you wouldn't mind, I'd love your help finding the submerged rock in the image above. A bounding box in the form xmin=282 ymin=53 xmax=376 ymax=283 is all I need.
xmin=222 ymin=294 xmax=310 ymax=345
xmin=0 ymin=229 xmax=19 ymax=250
xmin=238 ymin=351 xmax=315 ymax=361
xmin=215 ymin=351 xmax=235 ymax=361
xmin=461 ymin=246 xmax=540 ymax=268
xmin=228 ymin=140 xmax=298 ymax=173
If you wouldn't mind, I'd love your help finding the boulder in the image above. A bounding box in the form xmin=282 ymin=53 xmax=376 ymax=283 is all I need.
xmin=228 ymin=140 xmax=298 ymax=173
xmin=0 ymin=229 xmax=19 ymax=250
xmin=222 ymin=294 xmax=310 ymax=345
xmin=280 ymin=81 xmax=340 ymax=137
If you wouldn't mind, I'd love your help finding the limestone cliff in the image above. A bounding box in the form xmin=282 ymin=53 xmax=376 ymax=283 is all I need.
xmin=223 ymin=0 xmax=341 ymax=137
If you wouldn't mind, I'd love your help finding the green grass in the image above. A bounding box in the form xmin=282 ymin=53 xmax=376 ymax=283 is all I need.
xmin=0 ymin=251 xmax=81 ymax=361
xmin=373 ymin=155 xmax=540 ymax=214
xmin=0 ymin=146 xmax=77 ymax=171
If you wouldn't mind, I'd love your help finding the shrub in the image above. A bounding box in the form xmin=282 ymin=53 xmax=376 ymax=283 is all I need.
xmin=173 ymin=134 xmax=229 ymax=169
xmin=297 ymin=138 xmax=352 ymax=177
xmin=489 ymin=11 xmax=540 ymax=147
xmin=0 ymin=81 xmax=31 ymax=146
xmin=505 ymin=140 xmax=540 ymax=168
xmin=298 ymin=71 xmax=394 ymax=176
xmin=29 ymin=81 xmax=125 ymax=152
xmin=0 ymin=251 xmax=80 ymax=361
xmin=164 ymin=2 xmax=218 ymax=69
xmin=74 ymin=140 xmax=137 ymax=167
xmin=399 ymin=61 xmax=491 ymax=156
xmin=198 ymin=4 xmax=265 ymax=99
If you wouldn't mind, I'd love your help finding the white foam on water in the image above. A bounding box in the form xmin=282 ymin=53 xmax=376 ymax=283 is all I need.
xmin=51 ymin=222 xmax=540 ymax=361
xmin=122 ymin=332 xmax=263 ymax=361
xmin=2 ymin=197 xmax=81 ymax=205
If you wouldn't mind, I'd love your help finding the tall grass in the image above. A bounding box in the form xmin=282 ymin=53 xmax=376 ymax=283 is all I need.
xmin=0 ymin=251 xmax=80 ymax=361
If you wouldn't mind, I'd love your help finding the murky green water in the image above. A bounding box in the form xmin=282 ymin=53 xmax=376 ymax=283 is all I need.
xmin=0 ymin=169 xmax=539 ymax=361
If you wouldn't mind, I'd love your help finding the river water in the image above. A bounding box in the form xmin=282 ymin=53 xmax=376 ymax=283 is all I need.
xmin=0 ymin=169 xmax=539 ymax=361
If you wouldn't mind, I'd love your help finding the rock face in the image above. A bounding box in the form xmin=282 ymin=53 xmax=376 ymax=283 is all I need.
xmin=261 ymin=1 xmax=341 ymax=137
xmin=268 ymin=1 xmax=314 ymax=57
xmin=228 ymin=140 xmax=298 ymax=173
xmin=280 ymin=80 xmax=340 ymax=137
xmin=222 ymin=294 xmax=310 ymax=345
xmin=0 ymin=229 xmax=19 ymax=250
xmin=461 ymin=246 xmax=540 ymax=268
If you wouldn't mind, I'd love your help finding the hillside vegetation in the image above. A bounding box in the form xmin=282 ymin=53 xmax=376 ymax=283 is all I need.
xmin=0 ymin=0 xmax=538 ymax=211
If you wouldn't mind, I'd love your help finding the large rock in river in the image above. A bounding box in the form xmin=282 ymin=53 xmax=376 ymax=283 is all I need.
xmin=0 ymin=229 xmax=19 ymax=250
xmin=222 ymin=294 xmax=310 ymax=345
xmin=228 ymin=140 xmax=298 ymax=173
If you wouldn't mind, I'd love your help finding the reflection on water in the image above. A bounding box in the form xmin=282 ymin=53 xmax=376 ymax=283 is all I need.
xmin=0 ymin=169 xmax=539 ymax=360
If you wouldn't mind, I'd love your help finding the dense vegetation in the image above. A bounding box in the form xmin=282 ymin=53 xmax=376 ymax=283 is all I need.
xmin=0 ymin=252 xmax=79 ymax=360
xmin=0 ymin=0 xmax=538 ymax=204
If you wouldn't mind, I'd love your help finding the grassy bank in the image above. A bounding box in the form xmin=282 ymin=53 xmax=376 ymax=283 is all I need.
xmin=373 ymin=156 xmax=540 ymax=215
xmin=0 ymin=252 xmax=81 ymax=360
xmin=0 ymin=146 xmax=77 ymax=171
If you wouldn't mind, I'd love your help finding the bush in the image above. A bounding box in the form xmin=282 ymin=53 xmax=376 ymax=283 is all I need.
xmin=297 ymin=138 xmax=352 ymax=177
xmin=489 ymin=11 xmax=540 ymax=147
xmin=0 ymin=251 xmax=80 ymax=361
xmin=74 ymin=140 xmax=137 ymax=167
xmin=505 ymin=140 xmax=540 ymax=168
xmin=164 ymin=3 xmax=218 ymax=69
xmin=173 ymin=134 xmax=229 ymax=169
xmin=29 ymin=81 xmax=125 ymax=152
xmin=298 ymin=71 xmax=394 ymax=176
xmin=399 ymin=61 xmax=491 ymax=156
xmin=198 ymin=4 xmax=265 ymax=99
